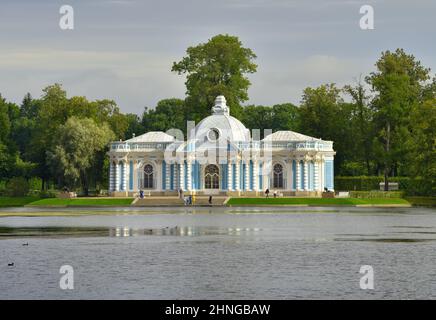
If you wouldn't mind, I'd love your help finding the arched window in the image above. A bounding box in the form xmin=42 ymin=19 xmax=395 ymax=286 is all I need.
xmin=273 ymin=163 xmax=284 ymax=188
xmin=143 ymin=164 xmax=154 ymax=189
xmin=204 ymin=164 xmax=219 ymax=189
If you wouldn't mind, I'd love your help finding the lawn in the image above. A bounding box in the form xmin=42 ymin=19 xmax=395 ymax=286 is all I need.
xmin=27 ymin=198 xmax=134 ymax=207
xmin=0 ymin=196 xmax=41 ymax=207
xmin=227 ymin=197 xmax=410 ymax=206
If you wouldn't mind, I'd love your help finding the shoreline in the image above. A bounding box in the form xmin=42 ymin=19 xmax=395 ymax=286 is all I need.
xmin=0 ymin=203 xmax=420 ymax=217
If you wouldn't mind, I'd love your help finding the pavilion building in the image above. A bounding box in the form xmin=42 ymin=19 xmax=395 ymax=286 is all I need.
xmin=108 ymin=96 xmax=335 ymax=197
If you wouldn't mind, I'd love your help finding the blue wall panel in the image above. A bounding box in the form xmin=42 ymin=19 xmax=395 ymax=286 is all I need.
xmin=162 ymin=160 xmax=166 ymax=190
xmin=300 ymin=161 xmax=304 ymax=190
xmin=325 ymin=160 xmax=334 ymax=190
xmin=129 ymin=161 xmax=133 ymax=190
xmin=292 ymin=160 xmax=296 ymax=190
xmin=259 ymin=162 xmax=263 ymax=190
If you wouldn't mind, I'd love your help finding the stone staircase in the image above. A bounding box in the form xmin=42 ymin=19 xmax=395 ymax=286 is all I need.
xmin=132 ymin=196 xmax=228 ymax=207
xmin=132 ymin=196 xmax=184 ymax=207
xmin=191 ymin=196 xmax=228 ymax=206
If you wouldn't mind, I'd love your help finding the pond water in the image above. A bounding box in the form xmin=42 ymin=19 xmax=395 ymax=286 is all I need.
xmin=1 ymin=206 xmax=436 ymax=299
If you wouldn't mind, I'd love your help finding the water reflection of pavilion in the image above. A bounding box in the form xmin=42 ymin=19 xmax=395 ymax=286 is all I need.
xmin=109 ymin=226 xmax=262 ymax=237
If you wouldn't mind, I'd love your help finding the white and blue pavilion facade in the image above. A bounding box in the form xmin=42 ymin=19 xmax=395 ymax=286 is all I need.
xmin=108 ymin=96 xmax=335 ymax=197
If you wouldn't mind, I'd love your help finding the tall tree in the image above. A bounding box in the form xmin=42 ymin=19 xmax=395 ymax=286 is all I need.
xmin=299 ymin=84 xmax=356 ymax=174
xmin=172 ymin=34 xmax=257 ymax=121
xmin=409 ymin=98 xmax=436 ymax=195
xmin=343 ymin=78 xmax=374 ymax=175
xmin=46 ymin=117 xmax=114 ymax=195
xmin=366 ymin=49 xmax=431 ymax=190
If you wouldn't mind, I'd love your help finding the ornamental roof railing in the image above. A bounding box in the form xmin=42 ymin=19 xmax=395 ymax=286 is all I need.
xmin=110 ymin=140 xmax=333 ymax=152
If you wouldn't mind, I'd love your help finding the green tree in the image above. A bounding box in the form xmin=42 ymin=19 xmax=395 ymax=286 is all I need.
xmin=299 ymin=84 xmax=356 ymax=174
xmin=0 ymin=95 xmax=11 ymax=146
xmin=46 ymin=117 xmax=114 ymax=195
xmin=172 ymin=34 xmax=257 ymax=121
xmin=27 ymin=84 xmax=69 ymax=188
xmin=271 ymin=103 xmax=300 ymax=131
xmin=366 ymin=49 xmax=431 ymax=190
xmin=343 ymin=78 xmax=374 ymax=175
xmin=124 ymin=113 xmax=145 ymax=140
xmin=241 ymin=105 xmax=273 ymax=138
xmin=0 ymin=94 xmax=31 ymax=179
xmin=142 ymin=98 xmax=187 ymax=133
xmin=409 ymin=94 xmax=436 ymax=195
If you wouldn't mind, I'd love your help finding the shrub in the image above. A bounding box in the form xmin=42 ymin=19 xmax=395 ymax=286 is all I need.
xmin=0 ymin=180 xmax=6 ymax=196
xmin=334 ymin=176 xmax=434 ymax=195
xmin=349 ymin=191 xmax=405 ymax=199
xmin=6 ymin=177 xmax=30 ymax=197
xmin=334 ymin=176 xmax=381 ymax=191
xmin=37 ymin=190 xmax=57 ymax=199
xmin=28 ymin=177 xmax=43 ymax=191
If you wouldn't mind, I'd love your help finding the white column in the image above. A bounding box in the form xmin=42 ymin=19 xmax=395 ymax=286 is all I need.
xmin=165 ymin=162 xmax=170 ymax=191
xmin=253 ymin=161 xmax=258 ymax=191
xmin=287 ymin=161 xmax=292 ymax=190
xmin=320 ymin=160 xmax=325 ymax=191
xmin=198 ymin=164 xmax=202 ymax=190
xmin=132 ymin=161 xmax=138 ymax=191
xmin=227 ymin=160 xmax=233 ymax=191
xmin=179 ymin=162 xmax=185 ymax=190
xmin=244 ymin=161 xmax=249 ymax=191
xmin=109 ymin=161 xmax=114 ymax=191
xmin=173 ymin=163 xmax=178 ymax=190
xmin=186 ymin=161 xmax=192 ymax=191
xmin=314 ymin=161 xmax=320 ymax=191
xmin=263 ymin=161 xmax=269 ymax=190
xmin=303 ymin=161 xmax=308 ymax=191
xmin=114 ymin=162 xmax=119 ymax=191
xmin=122 ymin=161 xmax=127 ymax=191
xmin=296 ymin=160 xmax=301 ymax=191
xmin=235 ymin=160 xmax=240 ymax=191
xmin=155 ymin=161 xmax=161 ymax=191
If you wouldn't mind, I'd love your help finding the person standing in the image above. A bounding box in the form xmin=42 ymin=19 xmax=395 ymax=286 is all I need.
xmin=265 ymin=188 xmax=270 ymax=198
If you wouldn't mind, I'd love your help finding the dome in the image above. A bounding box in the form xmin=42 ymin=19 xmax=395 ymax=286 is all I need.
xmin=263 ymin=130 xmax=321 ymax=142
xmin=194 ymin=96 xmax=250 ymax=142
xmin=125 ymin=131 xmax=175 ymax=143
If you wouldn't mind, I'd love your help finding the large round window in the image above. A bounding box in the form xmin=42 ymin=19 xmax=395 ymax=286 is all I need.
xmin=207 ymin=128 xmax=220 ymax=142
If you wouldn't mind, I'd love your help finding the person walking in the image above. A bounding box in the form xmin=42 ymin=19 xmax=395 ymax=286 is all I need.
xmin=265 ymin=188 xmax=270 ymax=198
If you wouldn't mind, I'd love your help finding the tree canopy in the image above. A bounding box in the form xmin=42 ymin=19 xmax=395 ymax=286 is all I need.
xmin=46 ymin=117 xmax=114 ymax=195
xmin=172 ymin=34 xmax=257 ymax=121
xmin=0 ymin=39 xmax=434 ymax=196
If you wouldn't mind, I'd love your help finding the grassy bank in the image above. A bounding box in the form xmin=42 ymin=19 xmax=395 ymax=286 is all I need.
xmin=27 ymin=198 xmax=134 ymax=207
xmin=227 ymin=197 xmax=411 ymax=206
xmin=0 ymin=196 xmax=40 ymax=207
xmin=405 ymin=197 xmax=436 ymax=207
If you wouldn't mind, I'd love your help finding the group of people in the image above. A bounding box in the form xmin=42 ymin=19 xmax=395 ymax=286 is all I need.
xmin=138 ymin=187 xmax=277 ymax=204
xmin=264 ymin=188 xmax=278 ymax=198
xmin=178 ymin=188 xmax=213 ymax=206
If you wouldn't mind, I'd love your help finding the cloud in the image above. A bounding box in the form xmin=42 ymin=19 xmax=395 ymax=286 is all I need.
xmin=247 ymin=55 xmax=372 ymax=105
xmin=0 ymin=48 xmax=185 ymax=113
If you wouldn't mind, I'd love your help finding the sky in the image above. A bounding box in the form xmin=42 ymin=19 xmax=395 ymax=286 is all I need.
xmin=0 ymin=0 xmax=435 ymax=114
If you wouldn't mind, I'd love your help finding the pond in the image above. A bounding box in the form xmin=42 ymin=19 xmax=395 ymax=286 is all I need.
xmin=1 ymin=206 xmax=436 ymax=299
